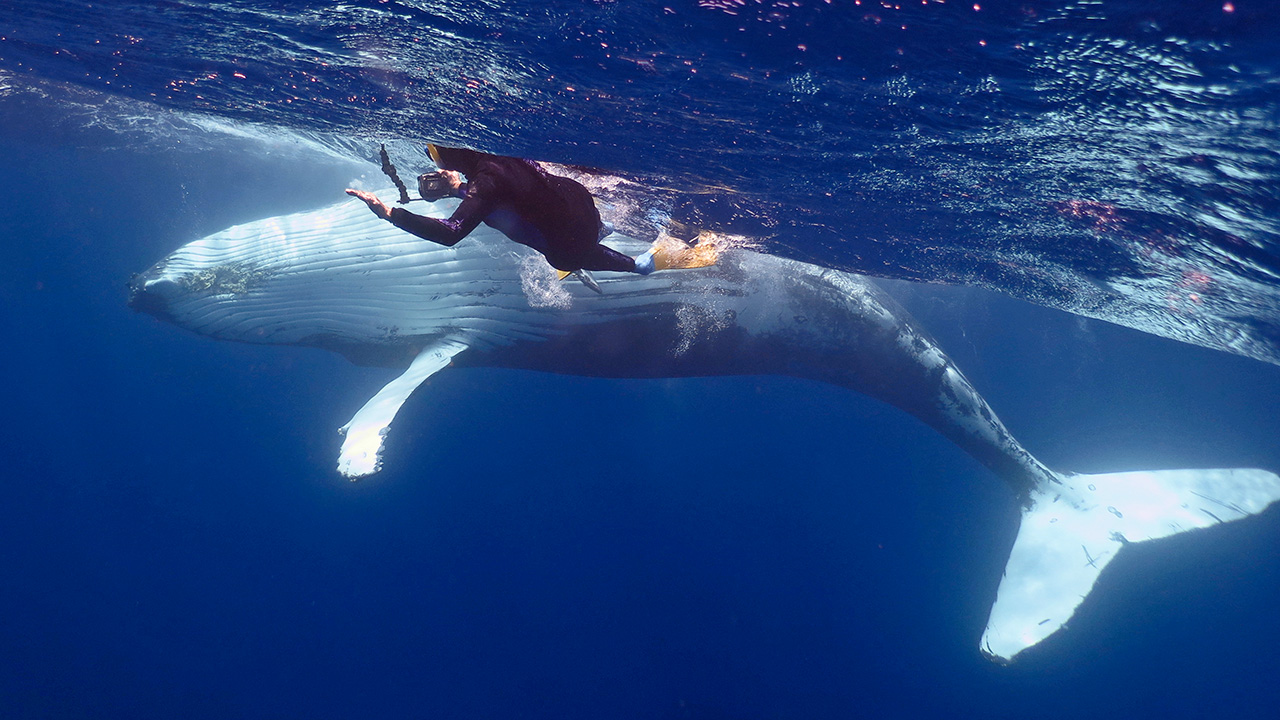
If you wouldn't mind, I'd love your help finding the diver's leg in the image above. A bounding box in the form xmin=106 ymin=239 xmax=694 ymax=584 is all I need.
xmin=574 ymin=244 xmax=639 ymax=273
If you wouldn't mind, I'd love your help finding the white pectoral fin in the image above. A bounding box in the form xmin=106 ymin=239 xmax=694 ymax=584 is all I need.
xmin=981 ymin=468 xmax=1280 ymax=662
xmin=337 ymin=338 xmax=469 ymax=480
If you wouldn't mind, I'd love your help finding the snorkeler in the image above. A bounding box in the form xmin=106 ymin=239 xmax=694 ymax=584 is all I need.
xmin=346 ymin=144 xmax=715 ymax=278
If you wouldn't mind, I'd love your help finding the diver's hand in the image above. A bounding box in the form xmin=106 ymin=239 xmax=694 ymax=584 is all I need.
xmin=346 ymin=189 xmax=392 ymax=220
xmin=440 ymin=170 xmax=463 ymax=195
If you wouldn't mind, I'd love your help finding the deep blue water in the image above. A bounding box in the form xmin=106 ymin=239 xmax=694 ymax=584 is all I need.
xmin=3 ymin=2 xmax=1280 ymax=719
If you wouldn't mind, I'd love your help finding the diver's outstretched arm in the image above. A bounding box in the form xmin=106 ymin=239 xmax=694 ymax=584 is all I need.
xmin=347 ymin=182 xmax=494 ymax=248
xmin=346 ymin=188 xmax=391 ymax=219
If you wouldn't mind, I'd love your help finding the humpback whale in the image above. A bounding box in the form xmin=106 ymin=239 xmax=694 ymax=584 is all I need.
xmin=129 ymin=190 xmax=1280 ymax=663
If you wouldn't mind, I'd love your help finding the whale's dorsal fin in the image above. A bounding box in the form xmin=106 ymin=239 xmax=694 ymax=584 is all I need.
xmin=337 ymin=337 xmax=469 ymax=479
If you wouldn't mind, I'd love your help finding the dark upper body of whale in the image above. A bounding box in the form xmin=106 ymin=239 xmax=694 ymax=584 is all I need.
xmin=457 ymin=252 xmax=1055 ymax=499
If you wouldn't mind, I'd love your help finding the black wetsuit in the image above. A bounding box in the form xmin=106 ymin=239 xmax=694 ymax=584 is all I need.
xmin=388 ymin=146 xmax=636 ymax=273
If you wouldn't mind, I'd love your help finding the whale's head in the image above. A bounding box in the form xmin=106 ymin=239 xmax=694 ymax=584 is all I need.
xmin=127 ymin=196 xmax=451 ymax=350
xmin=126 ymin=194 xmax=586 ymax=357
xmin=126 ymin=226 xmax=311 ymax=340
xmin=127 ymin=268 xmax=182 ymax=323
xmin=127 ymin=247 xmax=286 ymax=341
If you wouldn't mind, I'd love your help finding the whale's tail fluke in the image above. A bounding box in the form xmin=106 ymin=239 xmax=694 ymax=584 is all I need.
xmin=981 ymin=467 xmax=1280 ymax=662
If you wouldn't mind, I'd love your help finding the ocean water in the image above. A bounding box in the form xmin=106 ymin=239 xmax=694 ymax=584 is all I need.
xmin=2 ymin=2 xmax=1280 ymax=719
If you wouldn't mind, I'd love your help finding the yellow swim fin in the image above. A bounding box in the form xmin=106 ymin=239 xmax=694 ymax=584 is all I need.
xmin=556 ymin=269 xmax=572 ymax=281
xmin=650 ymin=234 xmax=721 ymax=271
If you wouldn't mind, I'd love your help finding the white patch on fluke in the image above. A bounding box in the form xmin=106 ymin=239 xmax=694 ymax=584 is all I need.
xmin=983 ymin=467 xmax=1280 ymax=662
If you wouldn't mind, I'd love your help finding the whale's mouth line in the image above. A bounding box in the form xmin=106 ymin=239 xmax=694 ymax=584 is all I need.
xmin=127 ymin=272 xmax=175 ymax=321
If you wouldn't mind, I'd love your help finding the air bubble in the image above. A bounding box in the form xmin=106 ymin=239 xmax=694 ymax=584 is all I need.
xmin=518 ymin=254 xmax=571 ymax=309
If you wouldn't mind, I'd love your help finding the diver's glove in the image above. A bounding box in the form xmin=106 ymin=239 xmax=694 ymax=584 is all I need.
xmin=634 ymin=249 xmax=656 ymax=275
